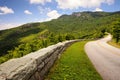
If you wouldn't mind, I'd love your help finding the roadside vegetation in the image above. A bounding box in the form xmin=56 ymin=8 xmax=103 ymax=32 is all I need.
xmin=108 ymin=18 xmax=120 ymax=48
xmin=108 ymin=39 xmax=120 ymax=48
xmin=45 ymin=41 xmax=102 ymax=80
xmin=0 ymin=32 xmax=75 ymax=64
xmin=112 ymin=19 xmax=120 ymax=43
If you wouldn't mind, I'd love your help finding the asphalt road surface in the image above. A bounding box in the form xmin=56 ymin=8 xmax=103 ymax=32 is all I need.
xmin=85 ymin=35 xmax=120 ymax=80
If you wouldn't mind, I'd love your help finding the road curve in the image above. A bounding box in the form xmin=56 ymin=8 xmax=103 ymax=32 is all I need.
xmin=85 ymin=35 xmax=120 ymax=80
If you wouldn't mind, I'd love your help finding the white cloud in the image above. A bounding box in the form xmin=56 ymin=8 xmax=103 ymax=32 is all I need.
xmin=38 ymin=10 xmax=61 ymax=22
xmin=56 ymin=0 xmax=80 ymax=9
xmin=94 ymin=8 xmax=103 ymax=12
xmin=0 ymin=23 xmax=21 ymax=30
xmin=0 ymin=6 xmax=14 ymax=15
xmin=24 ymin=10 xmax=32 ymax=15
xmin=106 ymin=0 xmax=114 ymax=5
xmin=47 ymin=10 xmax=61 ymax=20
xmin=30 ymin=0 xmax=51 ymax=4
xmin=38 ymin=6 xmax=51 ymax=14
xmin=56 ymin=0 xmax=114 ymax=9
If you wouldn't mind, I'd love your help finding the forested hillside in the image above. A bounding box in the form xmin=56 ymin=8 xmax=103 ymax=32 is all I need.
xmin=0 ymin=11 xmax=120 ymax=64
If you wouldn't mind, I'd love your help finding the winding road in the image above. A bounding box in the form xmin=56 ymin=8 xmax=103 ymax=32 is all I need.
xmin=85 ymin=35 xmax=120 ymax=80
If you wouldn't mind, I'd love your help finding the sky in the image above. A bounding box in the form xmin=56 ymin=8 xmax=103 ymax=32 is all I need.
xmin=0 ymin=0 xmax=120 ymax=30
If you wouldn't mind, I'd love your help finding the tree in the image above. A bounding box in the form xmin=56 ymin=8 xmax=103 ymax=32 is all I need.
xmin=58 ymin=34 xmax=65 ymax=42
xmin=112 ymin=21 xmax=120 ymax=43
xmin=65 ymin=33 xmax=75 ymax=40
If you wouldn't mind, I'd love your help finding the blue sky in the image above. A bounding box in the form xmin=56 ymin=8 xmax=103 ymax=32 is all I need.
xmin=0 ymin=0 xmax=120 ymax=30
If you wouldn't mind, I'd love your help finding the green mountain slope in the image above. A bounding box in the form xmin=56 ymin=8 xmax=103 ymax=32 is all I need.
xmin=0 ymin=11 xmax=120 ymax=63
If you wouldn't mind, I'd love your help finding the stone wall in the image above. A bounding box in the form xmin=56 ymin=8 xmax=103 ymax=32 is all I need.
xmin=0 ymin=40 xmax=78 ymax=80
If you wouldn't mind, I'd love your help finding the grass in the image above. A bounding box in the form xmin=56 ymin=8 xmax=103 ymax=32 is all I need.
xmin=19 ymin=34 xmax=37 ymax=43
xmin=45 ymin=41 xmax=102 ymax=80
xmin=19 ymin=29 xmax=49 ymax=43
xmin=108 ymin=39 xmax=120 ymax=48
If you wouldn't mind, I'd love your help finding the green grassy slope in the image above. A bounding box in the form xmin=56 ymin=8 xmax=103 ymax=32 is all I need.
xmin=0 ymin=23 xmax=42 ymax=56
xmin=45 ymin=41 xmax=102 ymax=80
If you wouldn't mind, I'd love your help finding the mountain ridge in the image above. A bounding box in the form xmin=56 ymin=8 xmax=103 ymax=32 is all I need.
xmin=0 ymin=11 xmax=120 ymax=63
